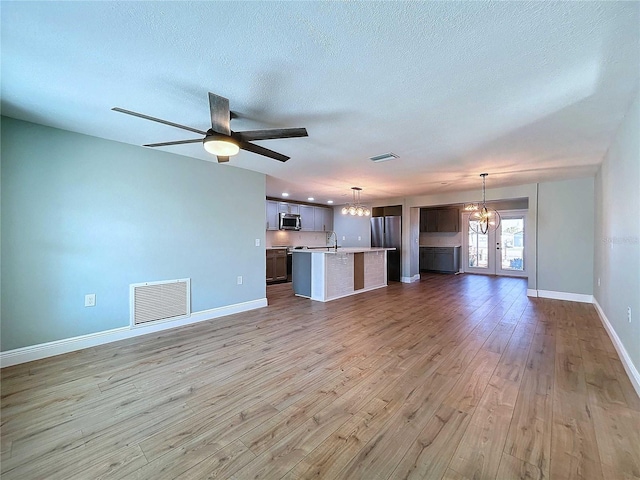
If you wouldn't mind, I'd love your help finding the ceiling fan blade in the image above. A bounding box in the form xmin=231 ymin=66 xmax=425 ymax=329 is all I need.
xmin=112 ymin=108 xmax=207 ymax=135
xmin=208 ymin=92 xmax=230 ymax=135
xmin=239 ymin=141 xmax=290 ymax=162
xmin=217 ymin=156 xmax=230 ymax=163
xmin=233 ymin=128 xmax=308 ymax=142
xmin=143 ymin=139 xmax=203 ymax=148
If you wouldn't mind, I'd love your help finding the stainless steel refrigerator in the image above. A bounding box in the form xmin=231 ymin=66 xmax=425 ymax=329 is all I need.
xmin=371 ymin=215 xmax=401 ymax=282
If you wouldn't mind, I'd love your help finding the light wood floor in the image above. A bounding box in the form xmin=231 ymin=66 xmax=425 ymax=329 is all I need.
xmin=2 ymin=274 xmax=639 ymax=479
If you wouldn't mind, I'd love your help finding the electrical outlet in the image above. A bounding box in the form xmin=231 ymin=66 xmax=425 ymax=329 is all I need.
xmin=628 ymin=306 xmax=632 ymax=323
xmin=358 ymin=236 xmax=361 ymax=241
xmin=237 ymin=276 xmax=243 ymax=285
xmin=597 ymin=277 xmax=601 ymax=286
xmin=342 ymin=236 xmax=346 ymax=241
xmin=84 ymin=294 xmax=96 ymax=307
xmin=255 ymin=239 xmax=260 ymax=247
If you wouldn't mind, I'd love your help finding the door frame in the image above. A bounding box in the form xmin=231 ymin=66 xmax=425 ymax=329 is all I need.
xmin=495 ymin=211 xmax=527 ymax=278
xmin=462 ymin=209 xmax=527 ymax=278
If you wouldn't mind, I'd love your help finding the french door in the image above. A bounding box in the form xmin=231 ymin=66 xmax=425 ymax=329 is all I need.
xmin=463 ymin=211 xmax=527 ymax=277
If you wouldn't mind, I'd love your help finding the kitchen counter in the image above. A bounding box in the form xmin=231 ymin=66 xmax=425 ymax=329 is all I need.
xmin=293 ymin=247 xmax=393 ymax=254
xmin=292 ymin=248 xmax=394 ymax=302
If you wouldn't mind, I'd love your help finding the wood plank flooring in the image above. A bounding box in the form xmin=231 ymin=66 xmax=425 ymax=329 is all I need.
xmin=2 ymin=273 xmax=639 ymax=479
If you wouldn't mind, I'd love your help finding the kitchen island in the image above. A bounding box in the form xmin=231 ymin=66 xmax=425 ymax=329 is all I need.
xmin=292 ymin=247 xmax=394 ymax=302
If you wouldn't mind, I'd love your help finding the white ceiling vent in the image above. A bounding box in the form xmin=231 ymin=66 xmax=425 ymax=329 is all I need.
xmin=369 ymin=152 xmax=399 ymax=163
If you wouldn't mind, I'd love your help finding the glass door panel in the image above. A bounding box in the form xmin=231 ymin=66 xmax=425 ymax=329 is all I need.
xmin=465 ymin=217 xmax=495 ymax=274
xmin=496 ymin=215 xmax=526 ymax=277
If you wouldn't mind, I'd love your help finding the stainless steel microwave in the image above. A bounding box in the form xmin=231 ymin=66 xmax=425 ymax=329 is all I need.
xmin=279 ymin=213 xmax=301 ymax=230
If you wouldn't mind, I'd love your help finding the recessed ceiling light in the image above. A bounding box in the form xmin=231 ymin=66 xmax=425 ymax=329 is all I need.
xmin=327 ymin=200 xmax=334 ymax=204
xmin=308 ymin=197 xmax=314 ymax=201
xmin=282 ymin=192 xmax=289 ymax=197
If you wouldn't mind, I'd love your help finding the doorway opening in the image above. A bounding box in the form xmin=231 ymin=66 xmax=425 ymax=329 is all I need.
xmin=463 ymin=210 xmax=527 ymax=277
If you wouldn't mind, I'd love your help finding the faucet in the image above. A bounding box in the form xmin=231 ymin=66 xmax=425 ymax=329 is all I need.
xmin=327 ymin=231 xmax=338 ymax=251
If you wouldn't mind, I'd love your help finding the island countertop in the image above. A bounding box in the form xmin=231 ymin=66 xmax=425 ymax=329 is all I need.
xmin=292 ymin=247 xmax=394 ymax=254
xmin=292 ymin=248 xmax=392 ymax=302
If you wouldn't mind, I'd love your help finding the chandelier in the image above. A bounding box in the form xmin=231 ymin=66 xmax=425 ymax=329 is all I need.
xmin=469 ymin=173 xmax=501 ymax=234
xmin=341 ymin=187 xmax=371 ymax=216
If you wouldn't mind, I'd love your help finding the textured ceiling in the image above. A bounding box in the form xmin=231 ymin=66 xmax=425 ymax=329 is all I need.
xmin=2 ymin=1 xmax=638 ymax=205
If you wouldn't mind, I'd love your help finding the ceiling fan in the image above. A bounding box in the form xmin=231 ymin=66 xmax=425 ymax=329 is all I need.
xmin=112 ymin=92 xmax=308 ymax=163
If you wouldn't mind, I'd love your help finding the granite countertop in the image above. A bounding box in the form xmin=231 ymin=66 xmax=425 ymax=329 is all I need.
xmin=292 ymin=247 xmax=395 ymax=254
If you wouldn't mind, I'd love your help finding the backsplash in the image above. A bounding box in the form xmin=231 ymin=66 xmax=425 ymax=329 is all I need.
xmin=419 ymin=231 xmax=462 ymax=246
xmin=266 ymin=230 xmax=329 ymax=248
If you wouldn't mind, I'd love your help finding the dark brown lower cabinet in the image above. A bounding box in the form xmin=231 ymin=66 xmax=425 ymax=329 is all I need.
xmin=419 ymin=246 xmax=461 ymax=273
xmin=266 ymin=249 xmax=287 ymax=283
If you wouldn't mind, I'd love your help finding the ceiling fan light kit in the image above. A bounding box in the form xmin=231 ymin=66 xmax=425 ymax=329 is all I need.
xmin=341 ymin=187 xmax=371 ymax=217
xmin=202 ymin=133 xmax=240 ymax=156
xmin=468 ymin=173 xmax=501 ymax=235
xmin=113 ymin=92 xmax=307 ymax=164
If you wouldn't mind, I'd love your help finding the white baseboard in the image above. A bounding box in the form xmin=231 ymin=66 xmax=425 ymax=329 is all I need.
xmin=527 ymin=289 xmax=538 ymax=297
xmin=593 ymin=299 xmax=640 ymax=398
xmin=0 ymin=298 xmax=268 ymax=368
xmin=534 ymin=290 xmax=594 ymax=303
xmin=401 ymin=274 xmax=421 ymax=283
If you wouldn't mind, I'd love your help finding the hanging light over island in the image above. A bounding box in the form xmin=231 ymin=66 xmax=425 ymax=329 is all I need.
xmin=341 ymin=187 xmax=371 ymax=216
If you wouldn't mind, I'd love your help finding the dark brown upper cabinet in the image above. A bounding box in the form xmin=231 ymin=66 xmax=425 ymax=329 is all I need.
xmin=420 ymin=208 xmax=460 ymax=232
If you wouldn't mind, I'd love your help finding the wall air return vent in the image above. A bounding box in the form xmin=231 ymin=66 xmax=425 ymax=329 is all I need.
xmin=130 ymin=278 xmax=191 ymax=327
xmin=369 ymin=152 xmax=399 ymax=163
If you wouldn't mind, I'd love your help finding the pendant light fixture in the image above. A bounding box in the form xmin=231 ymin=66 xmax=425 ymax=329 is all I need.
xmin=469 ymin=173 xmax=501 ymax=234
xmin=341 ymin=187 xmax=371 ymax=216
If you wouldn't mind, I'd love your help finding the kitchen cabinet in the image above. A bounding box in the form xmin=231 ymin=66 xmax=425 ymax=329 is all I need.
xmin=278 ymin=202 xmax=298 ymax=214
xmin=419 ymin=208 xmax=460 ymax=232
xmin=266 ymin=200 xmax=279 ymax=230
xmin=266 ymin=248 xmax=287 ymax=283
xmin=265 ymin=200 xmax=332 ymax=232
xmin=419 ymin=246 xmax=460 ymax=273
xmin=419 ymin=247 xmax=434 ymax=271
xmin=299 ymin=205 xmax=315 ymax=231
xmin=314 ymin=207 xmax=333 ymax=232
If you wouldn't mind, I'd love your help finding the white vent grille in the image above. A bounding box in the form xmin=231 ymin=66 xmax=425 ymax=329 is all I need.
xmin=369 ymin=152 xmax=399 ymax=163
xmin=130 ymin=279 xmax=190 ymax=327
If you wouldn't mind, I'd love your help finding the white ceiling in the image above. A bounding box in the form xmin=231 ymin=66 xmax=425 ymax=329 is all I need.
xmin=2 ymin=2 xmax=638 ymax=205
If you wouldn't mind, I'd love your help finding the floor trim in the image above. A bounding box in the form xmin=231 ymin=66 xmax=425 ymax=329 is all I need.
xmin=0 ymin=298 xmax=268 ymax=368
xmin=401 ymin=274 xmax=421 ymax=283
xmin=530 ymin=289 xmax=593 ymax=303
xmin=593 ymin=299 xmax=640 ymax=398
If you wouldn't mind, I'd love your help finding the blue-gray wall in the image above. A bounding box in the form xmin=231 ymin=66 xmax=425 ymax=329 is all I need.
xmin=594 ymin=91 xmax=640 ymax=374
xmin=537 ymin=177 xmax=594 ymax=295
xmin=332 ymin=206 xmax=372 ymax=247
xmin=1 ymin=117 xmax=266 ymax=351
